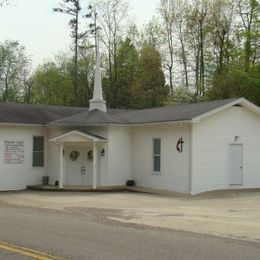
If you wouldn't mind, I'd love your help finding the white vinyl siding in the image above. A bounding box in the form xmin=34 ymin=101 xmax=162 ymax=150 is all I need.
xmin=0 ymin=126 xmax=47 ymax=191
xmin=191 ymin=106 xmax=260 ymax=194
xmin=132 ymin=125 xmax=191 ymax=193
xmin=107 ymin=126 xmax=132 ymax=186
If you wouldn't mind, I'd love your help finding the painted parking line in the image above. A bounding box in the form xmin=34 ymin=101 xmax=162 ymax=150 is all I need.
xmin=0 ymin=241 xmax=63 ymax=259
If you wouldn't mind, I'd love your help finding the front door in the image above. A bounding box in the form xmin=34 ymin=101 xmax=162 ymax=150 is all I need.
xmin=67 ymin=149 xmax=92 ymax=186
xmin=229 ymin=144 xmax=243 ymax=185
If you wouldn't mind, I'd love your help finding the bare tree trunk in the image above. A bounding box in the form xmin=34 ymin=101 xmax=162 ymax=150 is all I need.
xmin=73 ymin=0 xmax=79 ymax=106
xmin=195 ymin=49 xmax=200 ymax=95
xmin=179 ymin=24 xmax=189 ymax=89
xmin=238 ymin=0 xmax=256 ymax=71
xmin=3 ymin=74 xmax=8 ymax=102
xmin=113 ymin=33 xmax=118 ymax=107
xmin=199 ymin=19 xmax=205 ymax=95
xmin=168 ymin=28 xmax=174 ymax=93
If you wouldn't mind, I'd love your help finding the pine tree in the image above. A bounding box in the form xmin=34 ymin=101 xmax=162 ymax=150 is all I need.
xmin=133 ymin=43 xmax=168 ymax=108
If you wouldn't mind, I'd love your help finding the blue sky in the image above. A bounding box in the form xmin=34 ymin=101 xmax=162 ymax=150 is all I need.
xmin=0 ymin=0 xmax=158 ymax=68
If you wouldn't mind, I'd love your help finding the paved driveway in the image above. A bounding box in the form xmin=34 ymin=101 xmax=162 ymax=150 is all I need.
xmin=0 ymin=190 xmax=260 ymax=242
xmin=1 ymin=203 xmax=260 ymax=260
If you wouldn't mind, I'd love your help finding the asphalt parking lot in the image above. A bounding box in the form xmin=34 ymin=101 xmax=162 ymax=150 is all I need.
xmin=0 ymin=189 xmax=260 ymax=242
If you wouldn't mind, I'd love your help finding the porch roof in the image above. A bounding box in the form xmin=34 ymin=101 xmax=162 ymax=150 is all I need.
xmin=49 ymin=130 xmax=106 ymax=143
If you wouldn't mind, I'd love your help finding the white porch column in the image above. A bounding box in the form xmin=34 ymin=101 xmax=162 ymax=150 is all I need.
xmin=59 ymin=142 xmax=64 ymax=189
xmin=93 ymin=142 xmax=98 ymax=189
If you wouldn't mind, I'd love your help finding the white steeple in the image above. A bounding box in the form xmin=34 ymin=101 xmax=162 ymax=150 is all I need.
xmin=89 ymin=31 xmax=107 ymax=112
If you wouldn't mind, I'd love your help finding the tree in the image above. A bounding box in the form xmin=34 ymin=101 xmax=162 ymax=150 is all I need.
xmin=93 ymin=0 xmax=129 ymax=107
xmin=30 ymin=50 xmax=95 ymax=106
xmin=159 ymin=0 xmax=190 ymax=90
xmin=53 ymin=0 xmax=82 ymax=106
xmin=103 ymin=38 xmax=139 ymax=108
xmin=159 ymin=0 xmax=175 ymax=93
xmin=206 ymin=63 xmax=260 ymax=105
xmin=208 ymin=0 xmax=235 ymax=74
xmin=0 ymin=0 xmax=11 ymax=6
xmin=202 ymin=0 xmax=260 ymax=104
xmin=142 ymin=17 xmax=163 ymax=49
xmin=132 ymin=44 xmax=168 ymax=108
xmin=77 ymin=45 xmax=95 ymax=107
xmin=30 ymin=60 xmax=73 ymax=106
xmin=166 ymin=87 xmax=200 ymax=105
xmin=0 ymin=40 xmax=30 ymax=102
xmin=237 ymin=0 xmax=260 ymax=70
xmin=189 ymin=0 xmax=211 ymax=96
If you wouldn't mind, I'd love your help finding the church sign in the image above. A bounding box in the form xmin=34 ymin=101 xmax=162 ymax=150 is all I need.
xmin=4 ymin=141 xmax=25 ymax=164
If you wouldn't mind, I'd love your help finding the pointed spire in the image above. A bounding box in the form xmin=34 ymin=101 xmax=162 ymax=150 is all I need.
xmin=89 ymin=31 xmax=107 ymax=112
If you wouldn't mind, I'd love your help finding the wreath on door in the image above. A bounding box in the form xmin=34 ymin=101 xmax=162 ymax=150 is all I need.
xmin=87 ymin=150 xmax=93 ymax=161
xmin=70 ymin=150 xmax=80 ymax=161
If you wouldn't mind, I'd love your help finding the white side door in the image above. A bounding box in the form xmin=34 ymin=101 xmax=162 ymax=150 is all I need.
xmin=229 ymin=144 xmax=243 ymax=185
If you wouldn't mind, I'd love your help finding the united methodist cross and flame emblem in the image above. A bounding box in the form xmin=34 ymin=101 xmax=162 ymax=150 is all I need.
xmin=176 ymin=137 xmax=184 ymax=153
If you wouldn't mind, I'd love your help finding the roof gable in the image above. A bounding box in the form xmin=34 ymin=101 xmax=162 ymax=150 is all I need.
xmin=49 ymin=130 xmax=106 ymax=142
xmin=192 ymin=98 xmax=260 ymax=123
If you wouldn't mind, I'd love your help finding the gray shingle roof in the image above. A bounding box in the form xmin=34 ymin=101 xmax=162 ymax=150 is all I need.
xmin=0 ymin=98 xmax=240 ymax=125
xmin=48 ymin=109 xmax=129 ymax=126
xmin=0 ymin=103 xmax=88 ymax=124
xmin=118 ymin=98 xmax=240 ymax=124
xmin=48 ymin=98 xmax=240 ymax=125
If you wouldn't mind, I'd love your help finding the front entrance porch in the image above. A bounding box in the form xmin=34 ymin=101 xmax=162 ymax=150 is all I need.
xmin=49 ymin=130 xmax=106 ymax=189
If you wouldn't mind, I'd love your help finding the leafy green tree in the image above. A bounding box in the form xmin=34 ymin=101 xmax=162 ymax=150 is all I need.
xmin=31 ymin=61 xmax=73 ymax=106
xmin=30 ymin=51 xmax=95 ymax=106
xmin=237 ymin=0 xmax=260 ymax=71
xmin=53 ymin=0 xmax=83 ymax=106
xmin=204 ymin=1 xmax=259 ymax=102
xmin=0 ymin=40 xmax=30 ymax=102
xmin=206 ymin=63 xmax=260 ymax=105
xmin=103 ymin=38 xmax=139 ymax=108
xmin=132 ymin=43 xmax=168 ymax=108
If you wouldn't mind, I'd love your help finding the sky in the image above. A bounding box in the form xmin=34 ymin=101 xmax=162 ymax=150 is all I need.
xmin=0 ymin=0 xmax=158 ymax=68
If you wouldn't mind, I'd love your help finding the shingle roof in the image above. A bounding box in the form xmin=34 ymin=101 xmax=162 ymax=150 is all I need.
xmin=0 ymin=98 xmax=240 ymax=125
xmin=48 ymin=98 xmax=240 ymax=126
xmin=118 ymin=98 xmax=240 ymax=124
xmin=48 ymin=109 xmax=129 ymax=126
xmin=0 ymin=103 xmax=88 ymax=124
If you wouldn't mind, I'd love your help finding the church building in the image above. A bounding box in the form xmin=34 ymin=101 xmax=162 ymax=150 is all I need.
xmin=1 ymin=36 xmax=260 ymax=195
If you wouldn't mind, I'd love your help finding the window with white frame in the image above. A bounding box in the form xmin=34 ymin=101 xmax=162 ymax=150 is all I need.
xmin=153 ymin=138 xmax=161 ymax=172
xmin=33 ymin=136 xmax=44 ymax=167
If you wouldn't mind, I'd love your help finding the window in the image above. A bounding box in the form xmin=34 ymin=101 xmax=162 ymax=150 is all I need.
xmin=33 ymin=136 xmax=44 ymax=167
xmin=153 ymin=138 xmax=161 ymax=172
